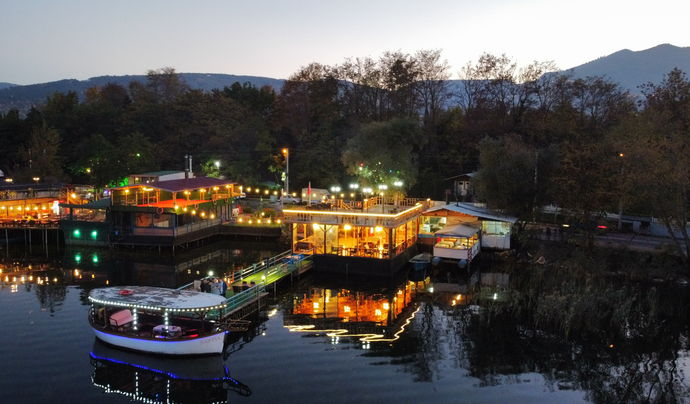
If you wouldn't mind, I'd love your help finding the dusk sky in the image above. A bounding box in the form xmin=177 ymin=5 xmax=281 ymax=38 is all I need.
xmin=2 ymin=0 xmax=688 ymax=85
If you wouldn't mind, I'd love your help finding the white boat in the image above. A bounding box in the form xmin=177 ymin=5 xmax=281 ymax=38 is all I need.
xmin=88 ymin=286 xmax=230 ymax=355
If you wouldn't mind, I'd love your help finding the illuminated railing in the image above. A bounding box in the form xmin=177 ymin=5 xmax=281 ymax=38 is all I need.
xmin=282 ymin=202 xmax=429 ymax=228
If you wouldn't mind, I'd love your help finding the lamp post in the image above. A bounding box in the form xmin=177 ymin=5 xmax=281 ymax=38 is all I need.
xmin=282 ymin=149 xmax=289 ymax=195
xmin=393 ymin=181 xmax=402 ymax=206
xmin=330 ymin=186 xmax=340 ymax=207
xmin=362 ymin=188 xmax=372 ymax=212
xmin=350 ymin=183 xmax=359 ymax=210
xmin=378 ymin=184 xmax=387 ymax=212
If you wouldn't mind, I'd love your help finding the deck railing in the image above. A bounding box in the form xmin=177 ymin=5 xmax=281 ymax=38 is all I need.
xmin=174 ymin=218 xmax=222 ymax=236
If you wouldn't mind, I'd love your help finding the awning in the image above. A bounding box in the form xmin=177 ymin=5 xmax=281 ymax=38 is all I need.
xmin=434 ymin=224 xmax=479 ymax=238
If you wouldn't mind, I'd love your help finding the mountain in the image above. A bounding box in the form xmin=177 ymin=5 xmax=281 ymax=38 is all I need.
xmin=0 ymin=73 xmax=284 ymax=114
xmin=565 ymin=44 xmax=690 ymax=94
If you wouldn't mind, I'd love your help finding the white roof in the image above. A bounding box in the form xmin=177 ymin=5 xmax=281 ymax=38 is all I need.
xmin=426 ymin=202 xmax=517 ymax=224
xmin=88 ymin=286 xmax=226 ymax=311
xmin=434 ymin=223 xmax=480 ymax=238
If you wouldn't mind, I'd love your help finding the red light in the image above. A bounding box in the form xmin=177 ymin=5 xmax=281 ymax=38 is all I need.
xmin=597 ymin=225 xmax=607 ymax=229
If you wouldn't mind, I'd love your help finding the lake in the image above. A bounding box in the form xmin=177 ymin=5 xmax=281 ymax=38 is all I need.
xmin=0 ymin=242 xmax=688 ymax=404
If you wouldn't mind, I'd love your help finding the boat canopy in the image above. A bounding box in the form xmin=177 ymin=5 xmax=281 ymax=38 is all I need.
xmin=433 ymin=223 xmax=479 ymax=238
xmin=88 ymin=286 xmax=227 ymax=312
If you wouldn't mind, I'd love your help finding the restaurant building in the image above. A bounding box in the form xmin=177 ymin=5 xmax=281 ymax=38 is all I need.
xmin=282 ymin=196 xmax=431 ymax=276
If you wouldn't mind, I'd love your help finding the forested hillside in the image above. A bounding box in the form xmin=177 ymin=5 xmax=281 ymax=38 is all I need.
xmin=2 ymin=51 xmax=690 ymax=266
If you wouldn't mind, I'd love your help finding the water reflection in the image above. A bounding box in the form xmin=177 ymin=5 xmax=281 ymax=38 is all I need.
xmin=89 ymin=340 xmax=251 ymax=403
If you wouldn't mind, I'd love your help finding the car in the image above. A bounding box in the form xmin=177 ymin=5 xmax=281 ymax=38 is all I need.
xmin=282 ymin=195 xmax=301 ymax=204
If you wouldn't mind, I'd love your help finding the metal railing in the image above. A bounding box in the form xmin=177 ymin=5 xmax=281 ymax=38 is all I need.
xmin=174 ymin=218 xmax=222 ymax=236
xmin=177 ymin=249 xmax=314 ymax=317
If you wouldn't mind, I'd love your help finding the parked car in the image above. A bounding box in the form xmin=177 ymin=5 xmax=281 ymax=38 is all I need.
xmin=282 ymin=195 xmax=301 ymax=204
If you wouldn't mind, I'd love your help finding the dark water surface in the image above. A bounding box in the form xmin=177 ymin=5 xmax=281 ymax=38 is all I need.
xmin=0 ymin=243 xmax=688 ymax=404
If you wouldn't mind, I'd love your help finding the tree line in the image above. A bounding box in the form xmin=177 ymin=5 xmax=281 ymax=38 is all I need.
xmin=1 ymin=51 xmax=690 ymax=265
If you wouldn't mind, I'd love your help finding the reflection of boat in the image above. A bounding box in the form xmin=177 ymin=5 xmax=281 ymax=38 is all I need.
xmin=90 ymin=340 xmax=251 ymax=402
xmin=88 ymin=286 xmax=231 ymax=355
xmin=409 ymin=253 xmax=432 ymax=271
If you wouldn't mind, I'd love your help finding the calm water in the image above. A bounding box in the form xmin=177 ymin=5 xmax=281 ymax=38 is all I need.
xmin=0 ymin=243 xmax=688 ymax=404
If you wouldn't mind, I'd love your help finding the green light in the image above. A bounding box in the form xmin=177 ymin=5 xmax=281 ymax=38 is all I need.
xmin=92 ymin=255 xmax=98 ymax=263
xmin=136 ymin=153 xmax=140 ymax=157
xmin=73 ymin=229 xmax=80 ymax=237
xmin=91 ymin=230 xmax=97 ymax=238
xmin=75 ymin=255 xmax=81 ymax=262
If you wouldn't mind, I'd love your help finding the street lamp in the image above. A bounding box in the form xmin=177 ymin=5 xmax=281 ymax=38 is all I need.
xmin=393 ymin=181 xmax=403 ymax=205
xmin=378 ymin=185 xmax=387 ymax=212
xmin=282 ymin=149 xmax=289 ymax=194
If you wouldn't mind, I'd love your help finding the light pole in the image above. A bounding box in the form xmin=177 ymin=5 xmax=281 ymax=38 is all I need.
xmin=378 ymin=184 xmax=387 ymax=212
xmin=282 ymin=149 xmax=289 ymax=195
xmin=393 ymin=181 xmax=402 ymax=206
xmin=350 ymin=183 xmax=359 ymax=210
xmin=362 ymin=188 xmax=372 ymax=212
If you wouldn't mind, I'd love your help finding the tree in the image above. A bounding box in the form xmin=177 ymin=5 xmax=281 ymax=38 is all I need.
xmin=341 ymin=118 xmax=424 ymax=191
xmin=15 ymin=125 xmax=64 ymax=183
xmin=472 ymin=135 xmax=557 ymax=224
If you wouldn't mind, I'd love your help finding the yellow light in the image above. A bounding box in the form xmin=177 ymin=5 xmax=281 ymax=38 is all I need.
xmin=248 ymin=220 xmax=252 ymax=224
xmin=375 ymin=309 xmax=382 ymax=316
xmin=74 ymin=270 xmax=79 ymax=276
xmin=125 ymin=190 xmax=129 ymax=194
xmin=257 ymin=219 xmax=261 ymax=223
xmin=274 ymin=191 xmax=278 ymax=195
xmin=210 ymin=214 xmax=215 ymax=219
xmin=344 ymin=306 xmax=350 ymax=312
xmin=383 ymin=303 xmax=389 ymax=310
xmin=71 ymin=193 xmax=76 ymax=198
xmin=200 ymin=189 xmax=205 ymax=192
xmin=192 ymin=210 xmax=196 ymax=215
xmin=344 ymin=224 xmax=351 ymax=230
xmin=312 ymin=223 xmax=320 ymax=230
xmin=201 ymin=212 xmax=205 ymax=217
xmin=276 ymin=219 xmax=281 ymax=224
xmin=267 ymin=219 xmax=271 ymax=224
xmin=264 ymin=190 xmax=269 ymax=194
xmin=313 ymin=302 xmax=319 ymax=309
xmin=292 ymin=193 xmax=296 ymax=197
xmin=238 ymin=218 xmax=243 ymax=222
xmin=350 ymin=193 xmax=354 ymax=197
xmin=375 ymin=226 xmax=383 ymax=232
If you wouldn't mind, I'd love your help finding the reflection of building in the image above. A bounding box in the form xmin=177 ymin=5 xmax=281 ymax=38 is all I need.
xmin=419 ymin=202 xmax=517 ymax=264
xmin=284 ymin=279 xmax=422 ymax=342
xmin=282 ymin=198 xmax=431 ymax=276
xmin=90 ymin=340 xmax=251 ymax=402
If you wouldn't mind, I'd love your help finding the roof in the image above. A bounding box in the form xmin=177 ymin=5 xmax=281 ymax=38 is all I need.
xmin=434 ymin=223 xmax=480 ymax=238
xmin=442 ymin=173 xmax=475 ymax=181
xmin=88 ymin=286 xmax=227 ymax=311
xmin=116 ymin=177 xmax=236 ymax=193
xmin=60 ymin=198 xmax=112 ymax=209
xmin=425 ymin=202 xmax=517 ymax=224
xmin=133 ymin=170 xmax=184 ymax=177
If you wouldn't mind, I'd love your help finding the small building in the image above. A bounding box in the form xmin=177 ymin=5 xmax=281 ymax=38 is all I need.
xmin=282 ymin=196 xmax=431 ymax=277
xmin=126 ymin=171 xmax=190 ymax=186
xmin=419 ymin=202 xmax=517 ymax=264
xmin=443 ymin=173 xmax=474 ymax=200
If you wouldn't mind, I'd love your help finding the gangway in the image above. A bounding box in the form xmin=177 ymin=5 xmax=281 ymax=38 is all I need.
xmin=178 ymin=249 xmax=314 ymax=320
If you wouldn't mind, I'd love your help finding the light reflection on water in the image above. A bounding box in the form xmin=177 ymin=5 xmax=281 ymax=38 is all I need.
xmin=0 ymin=245 xmax=688 ymax=403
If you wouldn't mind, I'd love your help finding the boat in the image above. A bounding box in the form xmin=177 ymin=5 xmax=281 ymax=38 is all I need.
xmin=90 ymin=340 xmax=251 ymax=401
xmin=409 ymin=252 xmax=432 ymax=271
xmin=88 ymin=286 xmax=232 ymax=356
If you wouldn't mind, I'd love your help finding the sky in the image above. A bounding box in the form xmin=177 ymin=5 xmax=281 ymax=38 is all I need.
xmin=2 ymin=0 xmax=689 ymax=85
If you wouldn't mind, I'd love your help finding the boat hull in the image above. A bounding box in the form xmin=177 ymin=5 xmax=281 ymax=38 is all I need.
xmin=410 ymin=253 xmax=432 ymax=271
xmin=93 ymin=328 xmax=227 ymax=355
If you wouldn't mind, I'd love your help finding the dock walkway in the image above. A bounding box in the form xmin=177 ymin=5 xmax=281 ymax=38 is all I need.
xmin=178 ymin=249 xmax=314 ymax=320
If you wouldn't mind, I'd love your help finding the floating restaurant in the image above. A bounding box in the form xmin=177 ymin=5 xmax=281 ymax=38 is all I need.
xmin=282 ymin=196 xmax=431 ymax=276
xmin=60 ymin=174 xmax=244 ymax=248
